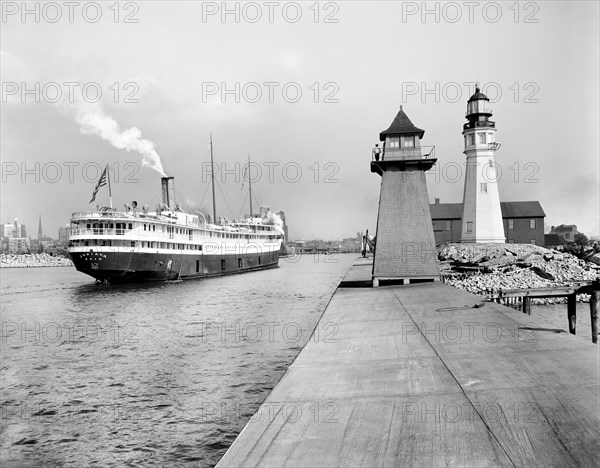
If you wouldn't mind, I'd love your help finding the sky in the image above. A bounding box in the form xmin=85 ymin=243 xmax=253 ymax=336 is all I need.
xmin=1 ymin=0 xmax=599 ymax=241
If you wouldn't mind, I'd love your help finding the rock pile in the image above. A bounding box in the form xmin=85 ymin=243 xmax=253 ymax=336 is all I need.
xmin=0 ymin=253 xmax=73 ymax=268
xmin=440 ymin=243 xmax=600 ymax=303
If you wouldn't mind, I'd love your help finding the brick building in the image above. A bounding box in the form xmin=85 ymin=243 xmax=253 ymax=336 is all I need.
xmin=430 ymin=200 xmax=545 ymax=246
xmin=550 ymin=225 xmax=578 ymax=243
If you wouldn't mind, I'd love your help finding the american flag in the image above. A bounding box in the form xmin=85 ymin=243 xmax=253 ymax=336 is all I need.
xmin=89 ymin=165 xmax=108 ymax=203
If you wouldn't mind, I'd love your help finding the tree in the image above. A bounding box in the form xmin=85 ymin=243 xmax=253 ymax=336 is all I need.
xmin=574 ymin=232 xmax=589 ymax=246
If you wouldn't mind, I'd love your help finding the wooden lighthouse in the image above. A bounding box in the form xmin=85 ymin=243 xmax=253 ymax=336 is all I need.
xmin=371 ymin=106 xmax=440 ymax=287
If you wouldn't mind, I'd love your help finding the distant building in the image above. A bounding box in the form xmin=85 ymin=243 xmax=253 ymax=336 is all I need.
xmin=430 ymin=200 xmax=545 ymax=246
xmin=1 ymin=220 xmax=26 ymax=239
xmin=550 ymin=225 xmax=578 ymax=243
xmin=58 ymin=224 xmax=70 ymax=245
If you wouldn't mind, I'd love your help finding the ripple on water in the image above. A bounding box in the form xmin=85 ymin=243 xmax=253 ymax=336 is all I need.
xmin=1 ymin=256 xmax=356 ymax=467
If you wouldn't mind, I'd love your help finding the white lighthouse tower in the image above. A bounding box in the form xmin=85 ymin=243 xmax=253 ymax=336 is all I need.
xmin=460 ymin=87 xmax=505 ymax=243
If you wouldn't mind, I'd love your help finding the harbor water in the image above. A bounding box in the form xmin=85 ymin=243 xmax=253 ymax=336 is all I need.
xmin=1 ymin=253 xmax=356 ymax=467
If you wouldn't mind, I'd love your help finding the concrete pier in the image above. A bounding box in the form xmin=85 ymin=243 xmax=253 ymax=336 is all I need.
xmin=217 ymin=259 xmax=600 ymax=467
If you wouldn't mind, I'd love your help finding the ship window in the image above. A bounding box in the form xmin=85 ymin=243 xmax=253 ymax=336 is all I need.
xmin=131 ymin=241 xmax=135 ymax=247
xmin=530 ymin=219 xmax=536 ymax=229
xmin=258 ymin=256 xmax=262 ymax=265
xmin=153 ymin=225 xmax=156 ymax=231
xmin=508 ymin=219 xmax=514 ymax=230
xmin=128 ymin=223 xmax=133 ymax=230
xmin=445 ymin=221 xmax=451 ymax=231
xmin=221 ymin=259 xmax=226 ymax=270
xmin=87 ymin=224 xmax=91 ymax=229
xmin=196 ymin=260 xmax=200 ymax=272
xmin=144 ymin=224 xmax=147 ymax=231
xmin=238 ymin=258 xmax=242 ymax=268
xmin=388 ymin=137 xmax=399 ymax=148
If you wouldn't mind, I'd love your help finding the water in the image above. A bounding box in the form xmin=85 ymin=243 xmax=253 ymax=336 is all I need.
xmin=0 ymin=253 xmax=356 ymax=467
xmin=531 ymin=302 xmax=595 ymax=342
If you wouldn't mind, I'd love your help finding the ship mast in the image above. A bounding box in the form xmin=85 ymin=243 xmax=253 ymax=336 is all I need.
xmin=209 ymin=133 xmax=217 ymax=224
xmin=247 ymin=154 xmax=253 ymax=218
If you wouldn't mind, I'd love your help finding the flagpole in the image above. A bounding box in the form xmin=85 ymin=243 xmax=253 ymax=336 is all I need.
xmin=106 ymin=164 xmax=113 ymax=209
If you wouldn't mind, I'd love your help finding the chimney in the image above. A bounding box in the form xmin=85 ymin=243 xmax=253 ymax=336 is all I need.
xmin=161 ymin=177 xmax=176 ymax=210
xmin=434 ymin=197 xmax=440 ymax=205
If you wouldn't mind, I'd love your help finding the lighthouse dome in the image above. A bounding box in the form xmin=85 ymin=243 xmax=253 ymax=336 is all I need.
xmin=468 ymin=87 xmax=489 ymax=102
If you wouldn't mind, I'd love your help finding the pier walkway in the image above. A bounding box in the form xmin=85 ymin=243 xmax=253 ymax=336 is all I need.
xmin=217 ymin=259 xmax=599 ymax=467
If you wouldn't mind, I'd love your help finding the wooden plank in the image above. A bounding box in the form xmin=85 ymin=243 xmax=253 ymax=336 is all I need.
xmin=498 ymin=282 xmax=594 ymax=299
xmin=217 ymin=283 xmax=600 ymax=467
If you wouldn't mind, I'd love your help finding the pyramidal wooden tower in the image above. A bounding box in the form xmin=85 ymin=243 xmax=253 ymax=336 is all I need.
xmin=371 ymin=106 xmax=440 ymax=287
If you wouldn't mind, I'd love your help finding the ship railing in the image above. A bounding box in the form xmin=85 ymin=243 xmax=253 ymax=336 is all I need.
xmin=70 ymin=228 xmax=128 ymax=236
xmin=71 ymin=211 xmax=202 ymax=227
xmin=69 ymin=227 xmax=275 ymax=241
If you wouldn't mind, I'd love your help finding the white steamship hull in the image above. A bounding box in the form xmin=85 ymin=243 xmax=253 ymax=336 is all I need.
xmin=68 ymin=176 xmax=284 ymax=283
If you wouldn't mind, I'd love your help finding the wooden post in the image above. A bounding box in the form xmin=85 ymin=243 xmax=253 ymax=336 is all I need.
xmin=567 ymin=294 xmax=577 ymax=335
xmin=591 ymin=291 xmax=598 ymax=345
xmin=523 ymin=296 xmax=531 ymax=315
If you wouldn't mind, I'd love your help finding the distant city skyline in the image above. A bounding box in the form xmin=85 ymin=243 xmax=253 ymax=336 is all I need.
xmin=2 ymin=2 xmax=598 ymax=239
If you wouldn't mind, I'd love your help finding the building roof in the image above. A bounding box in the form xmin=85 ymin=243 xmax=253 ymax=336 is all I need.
xmin=468 ymin=86 xmax=489 ymax=102
xmin=429 ymin=201 xmax=546 ymax=220
xmin=500 ymin=201 xmax=545 ymax=218
xmin=379 ymin=106 xmax=425 ymax=141
xmin=552 ymin=225 xmax=577 ymax=233
xmin=430 ymin=202 xmax=462 ymax=219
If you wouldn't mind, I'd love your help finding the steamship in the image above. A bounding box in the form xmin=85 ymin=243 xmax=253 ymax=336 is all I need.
xmin=67 ymin=176 xmax=284 ymax=283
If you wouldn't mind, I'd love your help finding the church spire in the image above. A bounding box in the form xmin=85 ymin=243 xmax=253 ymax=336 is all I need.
xmin=38 ymin=214 xmax=43 ymax=240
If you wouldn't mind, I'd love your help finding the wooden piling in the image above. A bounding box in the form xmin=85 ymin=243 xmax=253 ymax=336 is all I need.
xmin=591 ymin=291 xmax=598 ymax=345
xmin=567 ymin=294 xmax=577 ymax=335
xmin=523 ymin=296 xmax=531 ymax=315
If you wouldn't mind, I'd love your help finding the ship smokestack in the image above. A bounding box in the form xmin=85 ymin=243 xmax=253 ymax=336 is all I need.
xmin=161 ymin=177 xmax=176 ymax=210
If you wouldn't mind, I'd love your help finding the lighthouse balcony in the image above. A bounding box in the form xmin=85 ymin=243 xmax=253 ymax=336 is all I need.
xmin=463 ymin=121 xmax=495 ymax=130
xmin=370 ymin=146 xmax=436 ymax=176
xmin=373 ymin=145 xmax=435 ymax=162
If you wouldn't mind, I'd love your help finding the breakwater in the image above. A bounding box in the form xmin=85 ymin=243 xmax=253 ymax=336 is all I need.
xmin=0 ymin=253 xmax=73 ymax=268
xmin=439 ymin=243 xmax=600 ymax=303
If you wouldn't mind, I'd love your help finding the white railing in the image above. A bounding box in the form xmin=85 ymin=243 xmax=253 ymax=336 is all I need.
xmin=70 ymin=228 xmax=279 ymax=243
